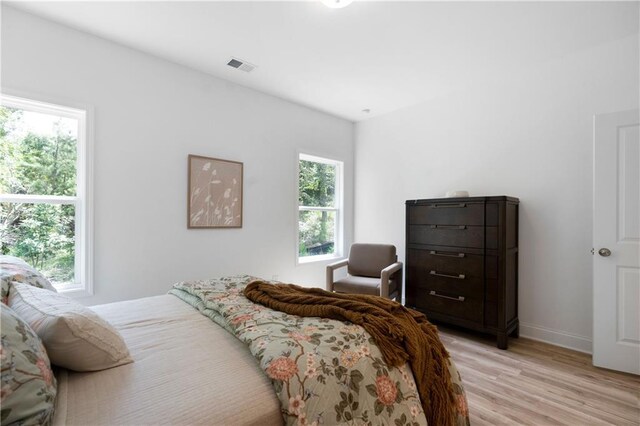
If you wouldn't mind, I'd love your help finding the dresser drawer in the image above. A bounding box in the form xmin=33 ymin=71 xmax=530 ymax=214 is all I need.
xmin=407 ymin=287 xmax=483 ymax=323
xmin=408 ymin=225 xmax=484 ymax=248
xmin=406 ymin=268 xmax=484 ymax=299
xmin=407 ymin=248 xmax=484 ymax=278
xmin=408 ymin=202 xmax=484 ymax=226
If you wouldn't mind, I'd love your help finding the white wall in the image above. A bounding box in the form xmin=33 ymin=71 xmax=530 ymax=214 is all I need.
xmin=1 ymin=6 xmax=354 ymax=306
xmin=354 ymin=30 xmax=639 ymax=351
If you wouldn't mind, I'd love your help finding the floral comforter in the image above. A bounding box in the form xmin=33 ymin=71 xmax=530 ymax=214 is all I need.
xmin=169 ymin=275 xmax=469 ymax=426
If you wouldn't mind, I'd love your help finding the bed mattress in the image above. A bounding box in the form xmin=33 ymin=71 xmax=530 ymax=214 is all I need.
xmin=53 ymin=294 xmax=282 ymax=425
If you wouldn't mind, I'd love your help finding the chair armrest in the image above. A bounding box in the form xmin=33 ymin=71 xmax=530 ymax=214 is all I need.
xmin=380 ymin=262 xmax=403 ymax=298
xmin=327 ymin=258 xmax=349 ymax=270
xmin=381 ymin=261 xmax=403 ymax=277
xmin=326 ymin=259 xmax=348 ymax=291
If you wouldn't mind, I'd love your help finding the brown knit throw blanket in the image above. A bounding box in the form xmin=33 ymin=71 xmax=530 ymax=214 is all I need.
xmin=244 ymin=280 xmax=457 ymax=426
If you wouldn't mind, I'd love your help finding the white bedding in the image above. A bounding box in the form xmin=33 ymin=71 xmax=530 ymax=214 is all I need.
xmin=53 ymin=294 xmax=282 ymax=426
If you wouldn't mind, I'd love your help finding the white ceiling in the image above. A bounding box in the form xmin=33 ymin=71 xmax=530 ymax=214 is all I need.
xmin=6 ymin=1 xmax=638 ymax=121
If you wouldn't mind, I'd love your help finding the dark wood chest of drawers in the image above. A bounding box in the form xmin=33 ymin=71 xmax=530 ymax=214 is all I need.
xmin=405 ymin=196 xmax=519 ymax=349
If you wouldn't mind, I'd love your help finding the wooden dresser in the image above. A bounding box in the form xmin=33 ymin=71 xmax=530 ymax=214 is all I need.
xmin=405 ymin=196 xmax=519 ymax=349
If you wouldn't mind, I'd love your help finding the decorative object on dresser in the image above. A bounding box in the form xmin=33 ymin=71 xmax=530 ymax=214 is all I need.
xmin=445 ymin=190 xmax=469 ymax=198
xmin=405 ymin=196 xmax=519 ymax=349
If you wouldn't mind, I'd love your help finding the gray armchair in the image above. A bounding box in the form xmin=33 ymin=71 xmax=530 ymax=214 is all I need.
xmin=326 ymin=243 xmax=403 ymax=300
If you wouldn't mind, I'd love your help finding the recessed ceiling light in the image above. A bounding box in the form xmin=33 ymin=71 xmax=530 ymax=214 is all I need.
xmin=321 ymin=0 xmax=354 ymax=9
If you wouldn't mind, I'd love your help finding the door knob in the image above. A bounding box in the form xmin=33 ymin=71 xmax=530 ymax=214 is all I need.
xmin=598 ymin=248 xmax=612 ymax=257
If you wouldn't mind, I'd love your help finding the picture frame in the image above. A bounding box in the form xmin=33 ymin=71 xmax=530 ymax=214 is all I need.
xmin=188 ymin=154 xmax=243 ymax=228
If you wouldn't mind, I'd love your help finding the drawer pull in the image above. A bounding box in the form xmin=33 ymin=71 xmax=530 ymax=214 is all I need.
xmin=429 ymin=225 xmax=467 ymax=230
xmin=431 ymin=203 xmax=466 ymax=209
xmin=429 ymin=291 xmax=465 ymax=302
xmin=430 ymin=250 xmax=465 ymax=258
xmin=430 ymin=270 xmax=465 ymax=279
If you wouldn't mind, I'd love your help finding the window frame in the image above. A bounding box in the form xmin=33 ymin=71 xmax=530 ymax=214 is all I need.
xmin=0 ymin=93 xmax=94 ymax=297
xmin=296 ymin=152 xmax=344 ymax=264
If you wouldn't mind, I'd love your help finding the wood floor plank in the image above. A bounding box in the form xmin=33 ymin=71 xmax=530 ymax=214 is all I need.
xmin=468 ymin=398 xmax=519 ymax=426
xmin=498 ymin=372 xmax=637 ymax=426
xmin=438 ymin=326 xmax=640 ymax=425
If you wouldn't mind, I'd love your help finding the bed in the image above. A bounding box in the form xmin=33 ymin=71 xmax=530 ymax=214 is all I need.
xmin=1 ymin=258 xmax=469 ymax=426
xmin=53 ymin=294 xmax=282 ymax=425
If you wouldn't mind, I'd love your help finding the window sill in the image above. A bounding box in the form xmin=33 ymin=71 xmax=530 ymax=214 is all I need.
xmin=56 ymin=284 xmax=93 ymax=298
xmin=297 ymin=254 xmax=344 ymax=265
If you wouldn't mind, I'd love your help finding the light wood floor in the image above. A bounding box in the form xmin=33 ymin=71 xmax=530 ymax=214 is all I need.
xmin=438 ymin=326 xmax=640 ymax=426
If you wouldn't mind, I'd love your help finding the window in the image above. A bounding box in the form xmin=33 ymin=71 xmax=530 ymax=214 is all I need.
xmin=0 ymin=95 xmax=92 ymax=295
xmin=297 ymin=153 xmax=343 ymax=262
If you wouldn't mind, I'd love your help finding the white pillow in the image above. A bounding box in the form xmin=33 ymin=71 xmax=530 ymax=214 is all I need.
xmin=8 ymin=282 xmax=133 ymax=372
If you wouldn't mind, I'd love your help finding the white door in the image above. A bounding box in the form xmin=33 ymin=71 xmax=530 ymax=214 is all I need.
xmin=593 ymin=109 xmax=640 ymax=374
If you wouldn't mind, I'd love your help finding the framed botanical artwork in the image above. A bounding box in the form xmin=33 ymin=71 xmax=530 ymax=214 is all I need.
xmin=188 ymin=154 xmax=243 ymax=228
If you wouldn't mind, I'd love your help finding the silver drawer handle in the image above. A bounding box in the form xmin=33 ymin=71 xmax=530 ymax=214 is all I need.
xmin=430 ymin=270 xmax=465 ymax=280
xmin=429 ymin=225 xmax=467 ymax=230
xmin=431 ymin=203 xmax=466 ymax=209
xmin=430 ymin=251 xmax=465 ymax=258
xmin=429 ymin=291 xmax=465 ymax=302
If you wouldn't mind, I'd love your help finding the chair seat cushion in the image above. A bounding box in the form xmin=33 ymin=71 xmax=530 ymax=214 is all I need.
xmin=334 ymin=276 xmax=400 ymax=297
xmin=333 ymin=276 xmax=381 ymax=295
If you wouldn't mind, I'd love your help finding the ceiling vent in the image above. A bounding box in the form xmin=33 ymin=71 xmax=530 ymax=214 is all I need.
xmin=227 ymin=57 xmax=257 ymax=73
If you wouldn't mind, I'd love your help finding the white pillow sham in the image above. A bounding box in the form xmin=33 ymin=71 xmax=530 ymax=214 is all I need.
xmin=8 ymin=282 xmax=133 ymax=372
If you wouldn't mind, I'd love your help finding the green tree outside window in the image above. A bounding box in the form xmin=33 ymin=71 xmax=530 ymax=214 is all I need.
xmin=0 ymin=106 xmax=77 ymax=284
xmin=298 ymin=157 xmax=339 ymax=257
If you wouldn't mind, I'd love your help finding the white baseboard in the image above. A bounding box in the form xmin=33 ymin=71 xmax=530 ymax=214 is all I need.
xmin=519 ymin=322 xmax=592 ymax=354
